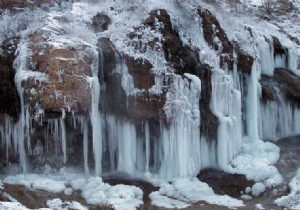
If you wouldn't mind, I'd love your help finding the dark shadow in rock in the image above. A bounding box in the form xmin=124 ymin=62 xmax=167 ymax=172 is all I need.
xmin=197 ymin=168 xmax=254 ymax=198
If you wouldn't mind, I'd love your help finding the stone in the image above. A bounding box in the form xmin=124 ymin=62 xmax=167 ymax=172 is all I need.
xmin=27 ymin=32 xmax=93 ymax=115
xmin=98 ymin=38 xmax=165 ymax=120
xmin=92 ymin=13 xmax=111 ymax=33
xmin=0 ymin=37 xmax=21 ymax=119
xmin=260 ymin=68 xmax=300 ymax=107
xmin=198 ymin=9 xmax=253 ymax=74
xmin=197 ymin=168 xmax=254 ymax=198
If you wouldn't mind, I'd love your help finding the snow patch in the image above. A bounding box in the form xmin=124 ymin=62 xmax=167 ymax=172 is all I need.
xmin=227 ymin=139 xmax=282 ymax=187
xmin=3 ymin=174 xmax=66 ymax=193
xmin=150 ymin=178 xmax=244 ymax=209
xmin=275 ymin=168 xmax=300 ymax=209
xmin=78 ymin=177 xmax=143 ymax=210
xmin=251 ymin=182 xmax=266 ymax=197
xmin=47 ymin=198 xmax=88 ymax=210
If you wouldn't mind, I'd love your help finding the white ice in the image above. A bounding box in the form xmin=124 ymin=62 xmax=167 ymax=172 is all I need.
xmin=275 ymin=168 xmax=300 ymax=209
xmin=3 ymin=174 xmax=66 ymax=193
xmin=150 ymin=178 xmax=244 ymax=209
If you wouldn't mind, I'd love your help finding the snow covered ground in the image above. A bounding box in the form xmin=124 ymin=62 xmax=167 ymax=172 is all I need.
xmin=275 ymin=168 xmax=300 ymax=209
xmin=0 ymin=171 xmax=244 ymax=209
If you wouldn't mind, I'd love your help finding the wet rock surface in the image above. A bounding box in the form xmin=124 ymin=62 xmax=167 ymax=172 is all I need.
xmin=92 ymin=13 xmax=111 ymax=33
xmin=0 ymin=37 xmax=21 ymax=119
xmin=261 ymin=68 xmax=300 ymax=107
xmin=197 ymin=169 xmax=254 ymax=198
xmin=98 ymin=38 xmax=165 ymax=120
xmin=198 ymin=9 xmax=253 ymax=74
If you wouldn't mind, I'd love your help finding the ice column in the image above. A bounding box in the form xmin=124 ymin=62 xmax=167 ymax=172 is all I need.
xmin=159 ymin=73 xmax=202 ymax=178
xmin=210 ymin=68 xmax=242 ymax=169
xmin=88 ymin=47 xmax=102 ymax=176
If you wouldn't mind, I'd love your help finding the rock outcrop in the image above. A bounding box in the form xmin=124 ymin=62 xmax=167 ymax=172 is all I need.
xmin=0 ymin=37 xmax=20 ymax=119
xmin=26 ymin=32 xmax=93 ymax=116
xmin=261 ymin=68 xmax=300 ymax=107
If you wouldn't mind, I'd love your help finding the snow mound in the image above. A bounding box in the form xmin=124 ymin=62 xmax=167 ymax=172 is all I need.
xmin=47 ymin=198 xmax=88 ymax=210
xmin=150 ymin=178 xmax=244 ymax=209
xmin=79 ymin=177 xmax=143 ymax=210
xmin=3 ymin=174 xmax=66 ymax=193
xmin=275 ymin=168 xmax=300 ymax=209
xmin=227 ymin=139 xmax=282 ymax=187
xmin=251 ymin=182 xmax=266 ymax=197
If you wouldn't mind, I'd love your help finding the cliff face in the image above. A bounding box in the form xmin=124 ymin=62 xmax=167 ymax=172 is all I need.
xmin=0 ymin=1 xmax=299 ymax=178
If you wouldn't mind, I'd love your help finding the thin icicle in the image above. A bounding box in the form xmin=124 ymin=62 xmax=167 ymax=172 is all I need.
xmin=60 ymin=118 xmax=67 ymax=164
xmin=145 ymin=121 xmax=150 ymax=172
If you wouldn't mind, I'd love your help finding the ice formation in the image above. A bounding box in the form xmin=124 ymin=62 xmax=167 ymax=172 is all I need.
xmin=0 ymin=0 xmax=299 ymax=192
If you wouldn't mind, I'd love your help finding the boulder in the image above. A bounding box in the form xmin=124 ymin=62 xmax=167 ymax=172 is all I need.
xmin=197 ymin=168 xmax=254 ymax=198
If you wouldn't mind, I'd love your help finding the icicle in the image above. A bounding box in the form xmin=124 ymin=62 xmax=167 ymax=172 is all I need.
xmin=246 ymin=59 xmax=261 ymax=141
xmin=259 ymin=101 xmax=300 ymax=140
xmin=60 ymin=118 xmax=67 ymax=163
xmin=288 ymin=48 xmax=300 ymax=76
xmin=256 ymin=36 xmax=274 ymax=76
xmin=80 ymin=117 xmax=89 ymax=175
xmin=87 ymin=46 xmax=102 ymax=176
xmin=210 ymin=69 xmax=242 ymax=169
xmin=159 ymin=74 xmax=202 ymax=179
xmin=117 ymin=120 xmax=137 ymax=174
xmin=145 ymin=121 xmax=150 ymax=172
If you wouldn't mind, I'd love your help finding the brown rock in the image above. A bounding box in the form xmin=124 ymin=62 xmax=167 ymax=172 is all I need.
xmin=260 ymin=68 xmax=300 ymax=107
xmin=236 ymin=48 xmax=253 ymax=74
xmin=197 ymin=168 xmax=254 ymax=198
xmin=98 ymin=38 xmax=165 ymax=120
xmin=142 ymin=9 xmax=200 ymax=75
xmin=272 ymin=36 xmax=286 ymax=56
xmin=198 ymin=9 xmax=253 ymax=74
xmin=25 ymin=32 xmax=93 ymax=115
xmin=127 ymin=9 xmax=219 ymax=140
xmin=198 ymin=8 xmax=233 ymax=70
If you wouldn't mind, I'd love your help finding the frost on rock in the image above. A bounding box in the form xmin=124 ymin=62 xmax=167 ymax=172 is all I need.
xmin=47 ymin=198 xmax=88 ymax=210
xmin=275 ymin=168 xmax=300 ymax=210
xmin=150 ymin=178 xmax=244 ymax=209
xmin=3 ymin=174 xmax=66 ymax=193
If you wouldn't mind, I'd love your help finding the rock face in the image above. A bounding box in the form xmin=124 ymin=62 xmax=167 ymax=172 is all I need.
xmin=99 ymin=38 xmax=165 ymax=120
xmin=0 ymin=0 xmax=51 ymax=10
xmin=0 ymin=37 xmax=20 ymax=119
xmin=261 ymin=68 xmax=300 ymax=107
xmin=26 ymin=32 xmax=93 ymax=115
xmin=0 ymin=1 xmax=299 ymax=182
xmin=198 ymin=9 xmax=253 ymax=74
xmin=197 ymin=169 xmax=254 ymax=198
